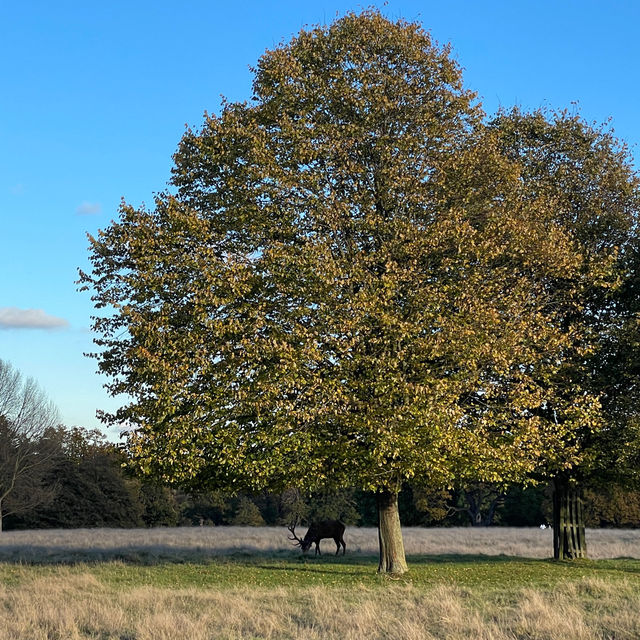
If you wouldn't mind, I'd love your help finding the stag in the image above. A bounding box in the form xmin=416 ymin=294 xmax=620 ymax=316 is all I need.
xmin=287 ymin=519 xmax=346 ymax=555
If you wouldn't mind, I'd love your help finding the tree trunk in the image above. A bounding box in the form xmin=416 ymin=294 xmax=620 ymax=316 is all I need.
xmin=376 ymin=489 xmax=408 ymax=574
xmin=553 ymin=477 xmax=587 ymax=559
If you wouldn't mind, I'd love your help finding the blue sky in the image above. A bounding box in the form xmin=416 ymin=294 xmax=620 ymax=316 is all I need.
xmin=1 ymin=1 xmax=639 ymax=440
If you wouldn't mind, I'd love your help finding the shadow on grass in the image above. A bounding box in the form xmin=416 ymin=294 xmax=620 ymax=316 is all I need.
xmin=2 ymin=542 xmax=640 ymax=584
xmin=0 ymin=545 xmax=505 ymax=566
xmin=233 ymin=552 xmax=640 ymax=583
xmin=0 ymin=544 xmax=375 ymax=567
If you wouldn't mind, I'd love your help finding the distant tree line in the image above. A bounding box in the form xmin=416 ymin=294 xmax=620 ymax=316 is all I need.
xmin=3 ymin=418 xmax=640 ymax=531
xmin=3 ymin=358 xmax=640 ymax=533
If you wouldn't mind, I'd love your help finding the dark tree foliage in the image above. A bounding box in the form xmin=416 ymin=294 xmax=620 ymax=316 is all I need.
xmin=448 ymin=484 xmax=506 ymax=527
xmin=8 ymin=427 xmax=144 ymax=530
xmin=177 ymin=490 xmax=228 ymax=526
xmin=230 ymin=496 xmax=266 ymax=526
xmin=491 ymin=108 xmax=640 ymax=558
xmin=140 ymin=480 xmax=179 ymax=527
xmin=499 ymin=485 xmax=549 ymax=527
xmin=584 ymin=484 xmax=640 ymax=527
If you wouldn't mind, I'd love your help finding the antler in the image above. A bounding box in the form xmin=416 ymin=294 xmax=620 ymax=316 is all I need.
xmin=287 ymin=518 xmax=303 ymax=547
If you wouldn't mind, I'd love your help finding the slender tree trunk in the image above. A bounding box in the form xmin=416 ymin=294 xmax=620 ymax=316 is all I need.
xmin=376 ymin=489 xmax=408 ymax=574
xmin=553 ymin=477 xmax=587 ymax=559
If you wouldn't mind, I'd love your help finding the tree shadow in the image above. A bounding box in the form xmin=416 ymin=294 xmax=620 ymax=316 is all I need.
xmin=0 ymin=543 xmax=369 ymax=566
xmin=1 ymin=544 xmax=639 ymax=581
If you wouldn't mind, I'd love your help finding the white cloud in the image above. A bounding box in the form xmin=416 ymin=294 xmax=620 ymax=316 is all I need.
xmin=76 ymin=201 xmax=102 ymax=215
xmin=0 ymin=307 xmax=69 ymax=330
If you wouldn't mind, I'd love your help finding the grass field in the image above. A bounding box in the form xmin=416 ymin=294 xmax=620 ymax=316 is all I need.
xmin=1 ymin=527 xmax=639 ymax=639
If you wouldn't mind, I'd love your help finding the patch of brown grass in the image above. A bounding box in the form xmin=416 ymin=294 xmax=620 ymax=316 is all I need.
xmin=0 ymin=571 xmax=638 ymax=639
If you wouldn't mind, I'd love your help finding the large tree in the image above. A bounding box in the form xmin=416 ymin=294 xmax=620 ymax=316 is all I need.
xmin=491 ymin=108 xmax=640 ymax=559
xmin=81 ymin=11 xmax=603 ymax=573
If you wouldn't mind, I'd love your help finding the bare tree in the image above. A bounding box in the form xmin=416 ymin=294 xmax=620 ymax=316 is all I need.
xmin=0 ymin=360 xmax=60 ymax=531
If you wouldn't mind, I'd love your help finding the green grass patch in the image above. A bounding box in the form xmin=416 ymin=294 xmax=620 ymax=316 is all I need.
xmin=2 ymin=553 xmax=640 ymax=593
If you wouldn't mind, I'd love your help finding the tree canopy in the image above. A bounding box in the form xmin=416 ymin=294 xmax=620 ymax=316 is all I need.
xmin=80 ymin=11 xmax=629 ymax=571
xmin=489 ymin=108 xmax=640 ymax=557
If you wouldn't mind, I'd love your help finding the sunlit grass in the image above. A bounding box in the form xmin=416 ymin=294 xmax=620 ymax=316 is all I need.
xmin=2 ymin=552 xmax=639 ymax=591
xmin=1 ymin=527 xmax=640 ymax=638
xmin=1 ymin=560 xmax=639 ymax=639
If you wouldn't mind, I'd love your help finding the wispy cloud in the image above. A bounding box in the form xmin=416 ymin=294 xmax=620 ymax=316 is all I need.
xmin=0 ymin=307 xmax=69 ymax=330
xmin=76 ymin=201 xmax=102 ymax=215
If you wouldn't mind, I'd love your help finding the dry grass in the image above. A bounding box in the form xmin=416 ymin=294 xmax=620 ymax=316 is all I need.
xmin=0 ymin=570 xmax=639 ymax=639
xmin=0 ymin=525 xmax=639 ymax=563
xmin=1 ymin=527 xmax=640 ymax=638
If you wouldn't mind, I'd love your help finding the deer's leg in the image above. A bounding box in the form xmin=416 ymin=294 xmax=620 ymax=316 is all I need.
xmin=334 ymin=537 xmax=340 ymax=555
xmin=315 ymin=541 xmax=321 ymax=555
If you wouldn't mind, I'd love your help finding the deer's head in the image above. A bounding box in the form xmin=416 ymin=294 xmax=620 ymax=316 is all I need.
xmin=287 ymin=520 xmax=312 ymax=552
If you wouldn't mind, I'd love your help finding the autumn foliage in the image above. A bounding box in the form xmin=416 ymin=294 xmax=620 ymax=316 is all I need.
xmin=80 ymin=11 xmax=638 ymax=572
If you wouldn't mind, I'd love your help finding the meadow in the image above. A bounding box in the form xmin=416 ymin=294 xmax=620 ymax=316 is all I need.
xmin=1 ymin=526 xmax=639 ymax=639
